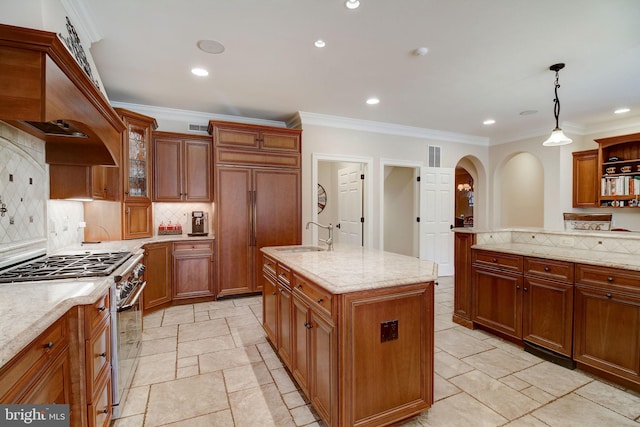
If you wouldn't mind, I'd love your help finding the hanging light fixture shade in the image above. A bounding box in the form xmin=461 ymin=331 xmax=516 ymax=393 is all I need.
xmin=542 ymin=63 xmax=573 ymax=147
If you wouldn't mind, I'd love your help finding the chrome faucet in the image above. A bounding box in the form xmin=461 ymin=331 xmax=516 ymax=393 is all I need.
xmin=305 ymin=221 xmax=334 ymax=251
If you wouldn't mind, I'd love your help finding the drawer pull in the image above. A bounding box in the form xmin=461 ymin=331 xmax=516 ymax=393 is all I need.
xmin=523 ymin=287 xmax=528 ymax=292
xmin=99 ymin=352 xmax=107 ymax=358
xmin=102 ymin=409 xmax=109 ymax=414
xmin=317 ymin=298 xmax=324 ymax=303
xmin=492 ymin=258 xmax=497 ymax=263
xmin=296 ymin=284 xmax=303 ymax=289
xmin=544 ymin=266 xmax=550 ymax=272
xmin=516 ymin=285 xmax=520 ymax=290
xmin=607 ymin=276 xmax=614 ymax=282
xmin=98 ymin=305 xmax=107 ymax=312
xmin=606 ymin=293 xmax=612 ymax=299
xmin=44 ymin=341 xmax=54 ymax=350
xmin=272 ymin=291 xmax=277 ymax=296
xmin=304 ymin=322 xmax=313 ymax=329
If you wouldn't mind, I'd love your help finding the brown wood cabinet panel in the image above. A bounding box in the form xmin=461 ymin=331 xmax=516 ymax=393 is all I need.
xmin=143 ymin=242 xmax=172 ymax=312
xmin=88 ymin=369 xmax=111 ymax=427
xmin=210 ymin=121 xmax=301 ymax=153
xmin=574 ymin=284 xmax=640 ymax=383
xmin=184 ymin=139 xmax=212 ymax=201
xmin=215 ymin=127 xmax=260 ymax=149
xmin=522 ymin=277 xmax=573 ymax=357
xmin=472 ymin=250 xmax=523 ymax=273
xmin=278 ymin=283 xmax=294 ymax=368
xmin=524 ymin=257 xmax=574 ymax=284
xmin=572 ymin=149 xmax=599 ymax=208
xmin=310 ymin=310 xmax=334 ymax=424
xmin=292 ymin=296 xmax=311 ymax=397
xmin=49 ymin=164 xmax=91 ymax=199
xmin=260 ymin=131 xmax=300 ymax=152
xmin=453 ymin=232 xmax=475 ymax=326
xmin=472 ymin=266 xmax=523 ymax=340
xmin=293 ymin=273 xmax=332 ymax=317
xmin=18 ymin=349 xmax=70 ymax=405
xmin=85 ymin=317 xmax=110 ymax=398
xmin=122 ymin=201 xmax=153 ymax=240
xmin=173 ymin=241 xmax=215 ymax=300
xmin=263 ymin=273 xmax=278 ymax=345
xmin=153 ymin=136 xmax=182 ymax=201
xmin=575 ymin=263 xmax=640 ymax=293
xmin=215 ymin=147 xmax=301 ymax=168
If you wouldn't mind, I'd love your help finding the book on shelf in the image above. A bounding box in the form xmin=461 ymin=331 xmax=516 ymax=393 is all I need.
xmin=601 ymin=176 xmax=640 ymax=196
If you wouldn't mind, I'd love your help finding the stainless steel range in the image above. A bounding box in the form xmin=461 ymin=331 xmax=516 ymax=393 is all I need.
xmin=0 ymin=249 xmax=146 ymax=419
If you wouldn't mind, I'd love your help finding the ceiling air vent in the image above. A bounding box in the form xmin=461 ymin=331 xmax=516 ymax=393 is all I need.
xmin=428 ymin=145 xmax=441 ymax=167
xmin=188 ymin=123 xmax=209 ymax=133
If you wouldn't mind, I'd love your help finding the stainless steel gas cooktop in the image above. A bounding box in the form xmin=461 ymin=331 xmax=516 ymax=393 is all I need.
xmin=0 ymin=251 xmax=132 ymax=283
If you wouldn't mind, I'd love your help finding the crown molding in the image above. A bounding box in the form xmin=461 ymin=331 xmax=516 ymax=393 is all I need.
xmin=109 ymin=102 xmax=289 ymax=128
xmin=582 ymin=114 xmax=640 ymax=136
xmin=61 ymin=0 xmax=102 ymax=43
xmin=298 ymin=111 xmax=490 ymax=146
xmin=491 ymin=120 xmax=587 ymax=145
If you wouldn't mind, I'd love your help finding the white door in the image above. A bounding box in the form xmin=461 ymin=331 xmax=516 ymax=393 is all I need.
xmin=337 ymin=165 xmax=363 ymax=246
xmin=419 ymin=167 xmax=454 ymax=276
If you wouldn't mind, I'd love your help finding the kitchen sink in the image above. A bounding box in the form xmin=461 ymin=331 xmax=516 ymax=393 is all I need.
xmin=275 ymin=246 xmax=325 ymax=253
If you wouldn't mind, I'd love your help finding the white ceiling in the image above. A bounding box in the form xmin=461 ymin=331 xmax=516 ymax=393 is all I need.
xmin=83 ymin=0 xmax=640 ymax=144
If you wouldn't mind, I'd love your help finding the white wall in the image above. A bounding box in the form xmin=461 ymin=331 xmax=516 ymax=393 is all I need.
xmin=383 ymin=166 xmax=415 ymax=256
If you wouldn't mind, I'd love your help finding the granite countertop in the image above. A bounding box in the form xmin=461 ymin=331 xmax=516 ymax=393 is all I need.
xmin=472 ymin=242 xmax=640 ymax=272
xmin=0 ymin=235 xmax=215 ymax=368
xmin=261 ymin=245 xmax=438 ymax=294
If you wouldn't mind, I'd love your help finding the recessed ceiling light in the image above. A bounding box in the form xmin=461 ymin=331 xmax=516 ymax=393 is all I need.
xmin=191 ymin=68 xmax=209 ymax=77
xmin=614 ymin=108 xmax=630 ymax=114
xmin=483 ymin=119 xmax=496 ymax=125
xmin=345 ymin=0 xmax=360 ymax=9
xmin=519 ymin=110 xmax=538 ymax=116
xmin=366 ymin=97 xmax=379 ymax=105
xmin=413 ymin=47 xmax=429 ymax=56
xmin=197 ymin=40 xmax=225 ymax=54
xmin=314 ymin=39 xmax=326 ymax=48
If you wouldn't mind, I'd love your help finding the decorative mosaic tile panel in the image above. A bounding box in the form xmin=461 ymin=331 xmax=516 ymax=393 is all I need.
xmin=153 ymin=202 xmax=214 ymax=236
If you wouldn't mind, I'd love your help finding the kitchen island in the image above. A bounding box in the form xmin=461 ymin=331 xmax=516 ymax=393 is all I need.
xmin=261 ymin=245 xmax=438 ymax=427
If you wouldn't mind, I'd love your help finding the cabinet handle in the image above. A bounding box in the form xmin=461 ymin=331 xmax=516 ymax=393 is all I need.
xmin=44 ymin=341 xmax=54 ymax=350
xmin=516 ymin=285 xmax=520 ymax=290
xmin=544 ymin=266 xmax=550 ymax=272
xmin=296 ymin=284 xmax=303 ymax=289
xmin=523 ymin=287 xmax=528 ymax=292
xmin=99 ymin=352 xmax=107 ymax=358
xmin=606 ymin=293 xmax=612 ymax=299
xmin=492 ymin=258 xmax=497 ymax=263
xmin=272 ymin=291 xmax=277 ymax=295
xmin=607 ymin=276 xmax=614 ymax=282
xmin=304 ymin=322 xmax=312 ymax=329
xmin=317 ymin=298 xmax=323 ymax=303
xmin=102 ymin=409 xmax=109 ymax=414
xmin=98 ymin=306 xmax=107 ymax=312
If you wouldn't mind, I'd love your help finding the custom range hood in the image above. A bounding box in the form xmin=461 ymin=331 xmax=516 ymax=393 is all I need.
xmin=0 ymin=23 xmax=124 ymax=166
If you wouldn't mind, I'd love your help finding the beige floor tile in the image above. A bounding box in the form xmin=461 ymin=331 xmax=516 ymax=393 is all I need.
xmin=230 ymin=323 xmax=268 ymax=347
xmin=232 ymin=295 xmax=262 ymax=306
xmin=131 ymin=351 xmax=176 ymax=387
xmin=503 ymin=414 xmax=550 ymax=426
xmin=499 ymin=374 xmax=531 ymax=391
xmin=433 ymin=373 xmax=461 ymax=401
xmin=417 ymin=392 xmax=507 ymax=427
xmin=435 ymin=328 xmax=495 ymax=359
xmin=199 ymin=345 xmax=262 ymax=373
xmin=514 ymin=362 xmax=592 ymax=397
xmin=178 ymin=318 xmax=229 ymax=342
xmin=223 ymin=361 xmax=274 ymax=393
xmin=290 ymin=404 xmax=320 ymax=425
xmin=177 ymin=355 xmax=198 ymax=368
xmin=194 ymin=311 xmax=211 ymax=322
xmin=112 ymin=413 xmax=145 ymax=427
xmin=177 ymin=334 xmax=235 ymax=358
xmin=532 ymin=393 xmax=639 ymax=427
xmin=228 ymin=383 xmax=296 ymax=427
xmin=142 ymin=324 xmax=178 ymax=341
xmin=282 ymin=390 xmax=308 ymax=409
xmin=450 ymin=370 xmax=542 ymax=420
xmin=463 ymin=347 xmax=538 ymax=379
xmin=163 ymin=410 xmax=235 ymax=426
xmin=434 ymin=348 xmax=474 ymax=379
xmin=194 ymin=299 xmax=235 ymax=312
xmin=249 ymin=303 xmax=263 ymax=320
xmin=520 ymin=385 xmax=555 ymax=405
xmin=145 ymin=371 xmax=229 ymax=426
xmin=434 ymin=312 xmax=457 ymax=332
xmin=143 ymin=310 xmax=163 ymax=328
xmin=162 ymin=308 xmax=195 ymax=326
xmin=139 ymin=336 xmax=177 ymax=357
xmin=575 ymin=381 xmax=640 ymax=420
xmin=209 ymin=305 xmax=254 ymax=319
xmin=270 ymin=367 xmax=299 ymax=394
xmin=119 ymin=385 xmax=149 ymax=417
xmin=177 ymin=364 xmax=199 ymax=378
xmin=226 ymin=313 xmax=261 ymax=328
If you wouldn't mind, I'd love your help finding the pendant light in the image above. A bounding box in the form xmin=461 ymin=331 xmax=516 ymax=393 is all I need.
xmin=542 ymin=63 xmax=573 ymax=146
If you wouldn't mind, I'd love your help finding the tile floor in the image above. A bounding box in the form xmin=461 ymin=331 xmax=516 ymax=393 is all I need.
xmin=113 ymin=277 xmax=640 ymax=426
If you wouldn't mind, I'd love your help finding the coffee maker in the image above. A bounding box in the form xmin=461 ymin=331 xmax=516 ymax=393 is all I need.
xmin=188 ymin=211 xmax=208 ymax=236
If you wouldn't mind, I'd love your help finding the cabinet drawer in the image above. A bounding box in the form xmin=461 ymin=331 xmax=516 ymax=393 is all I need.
xmin=524 ymin=257 xmax=574 ymax=284
xmin=173 ymin=240 xmax=213 ymax=253
xmin=86 ymin=292 xmax=110 ymax=334
xmin=472 ymin=249 xmax=523 ymax=273
xmin=86 ymin=318 xmax=111 ymax=398
xmin=575 ymin=264 xmax=640 ymax=294
xmin=0 ymin=316 xmax=67 ymax=401
xmin=261 ymin=132 xmax=300 ymax=152
xmin=293 ymin=274 xmax=332 ymax=317
xmin=88 ymin=368 xmax=112 ymax=427
xmin=276 ymin=263 xmax=292 ymax=288
xmin=263 ymin=255 xmax=277 ymax=278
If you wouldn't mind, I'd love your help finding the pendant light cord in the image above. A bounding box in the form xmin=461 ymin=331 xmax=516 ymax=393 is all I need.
xmin=553 ymin=71 xmax=561 ymax=129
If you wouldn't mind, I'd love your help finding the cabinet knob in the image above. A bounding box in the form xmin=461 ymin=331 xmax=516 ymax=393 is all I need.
xmin=544 ymin=266 xmax=550 ymax=272
xmin=606 ymin=293 xmax=612 ymax=299
xmin=523 ymin=287 xmax=528 ymax=292
xmin=492 ymin=258 xmax=497 ymax=263
xmin=607 ymin=276 xmax=614 ymax=282
xmin=44 ymin=341 xmax=54 ymax=350
xmin=296 ymin=284 xmax=302 ymax=289
xmin=102 ymin=409 xmax=109 ymax=414
xmin=516 ymin=285 xmax=520 ymax=290
xmin=99 ymin=352 xmax=107 ymax=358
xmin=317 ymin=298 xmax=323 ymax=303
xmin=272 ymin=291 xmax=277 ymax=295
xmin=98 ymin=306 xmax=106 ymax=312
xmin=304 ymin=322 xmax=312 ymax=329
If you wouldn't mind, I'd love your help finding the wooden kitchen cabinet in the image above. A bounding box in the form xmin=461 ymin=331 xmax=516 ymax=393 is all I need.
xmin=572 ymin=149 xmax=599 ymax=208
xmin=84 ymin=293 xmax=112 ymax=427
xmin=215 ymin=166 xmax=301 ymax=297
xmin=453 ymin=231 xmax=475 ymax=327
xmin=172 ymin=240 xmax=215 ymax=300
xmin=471 ymin=250 xmax=524 ymax=340
xmin=116 ymin=108 xmax=157 ymax=239
xmin=49 ymin=164 xmax=118 ymax=201
xmin=594 ymin=132 xmax=640 ymax=208
xmin=522 ymin=257 xmax=574 ymax=357
xmin=573 ymin=264 xmax=640 ymax=389
xmin=91 ymin=166 xmax=119 ymax=201
xmin=152 ymin=131 xmax=212 ymax=202
xmin=143 ymin=242 xmax=172 ymax=312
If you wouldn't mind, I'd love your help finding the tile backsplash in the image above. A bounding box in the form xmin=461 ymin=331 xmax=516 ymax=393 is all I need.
xmin=47 ymin=200 xmax=84 ymax=253
xmin=0 ymin=123 xmax=47 ymax=252
xmin=153 ymin=202 xmax=214 ymax=235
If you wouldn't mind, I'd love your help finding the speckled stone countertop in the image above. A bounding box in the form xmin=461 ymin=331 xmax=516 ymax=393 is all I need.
xmin=261 ymin=245 xmax=438 ymax=294
xmin=471 ymin=242 xmax=640 ymax=272
xmin=0 ymin=235 xmax=214 ymax=368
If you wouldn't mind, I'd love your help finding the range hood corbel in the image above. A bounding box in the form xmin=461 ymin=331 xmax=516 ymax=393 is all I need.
xmin=0 ymin=24 xmax=125 ymax=166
